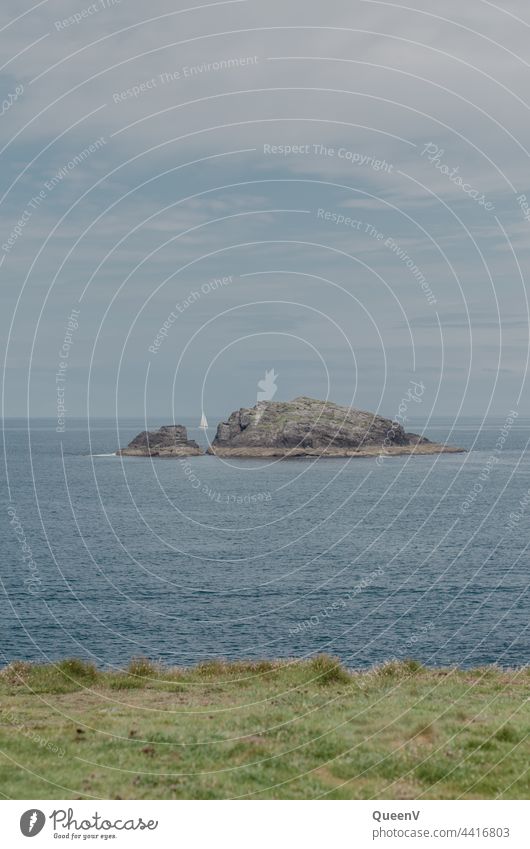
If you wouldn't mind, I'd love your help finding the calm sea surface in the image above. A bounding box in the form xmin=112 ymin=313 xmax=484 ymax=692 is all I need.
xmin=1 ymin=417 xmax=528 ymax=669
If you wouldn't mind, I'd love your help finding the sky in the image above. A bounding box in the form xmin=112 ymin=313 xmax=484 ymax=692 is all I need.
xmin=1 ymin=0 xmax=529 ymax=424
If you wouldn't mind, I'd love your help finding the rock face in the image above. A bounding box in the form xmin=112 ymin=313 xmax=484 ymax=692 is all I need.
xmin=117 ymin=425 xmax=201 ymax=457
xmin=208 ymin=396 xmax=464 ymax=458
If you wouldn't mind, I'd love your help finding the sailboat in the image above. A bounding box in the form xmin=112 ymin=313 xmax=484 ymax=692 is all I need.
xmin=199 ymin=412 xmax=208 ymax=429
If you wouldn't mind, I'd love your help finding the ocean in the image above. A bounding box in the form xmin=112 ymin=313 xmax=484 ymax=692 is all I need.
xmin=1 ymin=417 xmax=528 ymax=669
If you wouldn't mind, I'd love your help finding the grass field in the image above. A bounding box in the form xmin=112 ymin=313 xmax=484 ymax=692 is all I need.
xmin=0 ymin=657 xmax=528 ymax=799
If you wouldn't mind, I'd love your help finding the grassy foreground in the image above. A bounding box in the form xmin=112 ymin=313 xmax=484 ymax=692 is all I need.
xmin=0 ymin=657 xmax=528 ymax=800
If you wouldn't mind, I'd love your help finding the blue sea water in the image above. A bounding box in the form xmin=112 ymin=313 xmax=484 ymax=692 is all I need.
xmin=1 ymin=417 xmax=528 ymax=669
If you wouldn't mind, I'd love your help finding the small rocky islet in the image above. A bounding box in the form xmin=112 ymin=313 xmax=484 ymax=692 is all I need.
xmin=116 ymin=424 xmax=201 ymax=457
xmin=116 ymin=396 xmax=464 ymax=458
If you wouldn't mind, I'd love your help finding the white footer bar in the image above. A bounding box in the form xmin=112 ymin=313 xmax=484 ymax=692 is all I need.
xmin=3 ymin=799 xmax=528 ymax=848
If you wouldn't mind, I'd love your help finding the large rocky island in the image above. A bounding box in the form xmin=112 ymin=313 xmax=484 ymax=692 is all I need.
xmin=117 ymin=398 xmax=464 ymax=459
xmin=208 ymin=396 xmax=464 ymax=458
xmin=116 ymin=425 xmax=201 ymax=457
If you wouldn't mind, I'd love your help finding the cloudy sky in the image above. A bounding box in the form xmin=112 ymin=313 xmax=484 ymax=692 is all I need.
xmin=1 ymin=0 xmax=529 ymax=422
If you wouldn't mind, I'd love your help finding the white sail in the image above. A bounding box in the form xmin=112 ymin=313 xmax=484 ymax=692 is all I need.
xmin=199 ymin=413 xmax=208 ymax=429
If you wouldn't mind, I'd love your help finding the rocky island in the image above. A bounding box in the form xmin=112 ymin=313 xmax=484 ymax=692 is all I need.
xmin=117 ymin=398 xmax=464 ymax=459
xmin=116 ymin=425 xmax=201 ymax=457
xmin=207 ymin=396 xmax=464 ymax=459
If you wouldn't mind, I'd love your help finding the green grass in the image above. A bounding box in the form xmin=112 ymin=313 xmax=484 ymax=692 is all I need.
xmin=0 ymin=657 xmax=528 ymax=799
